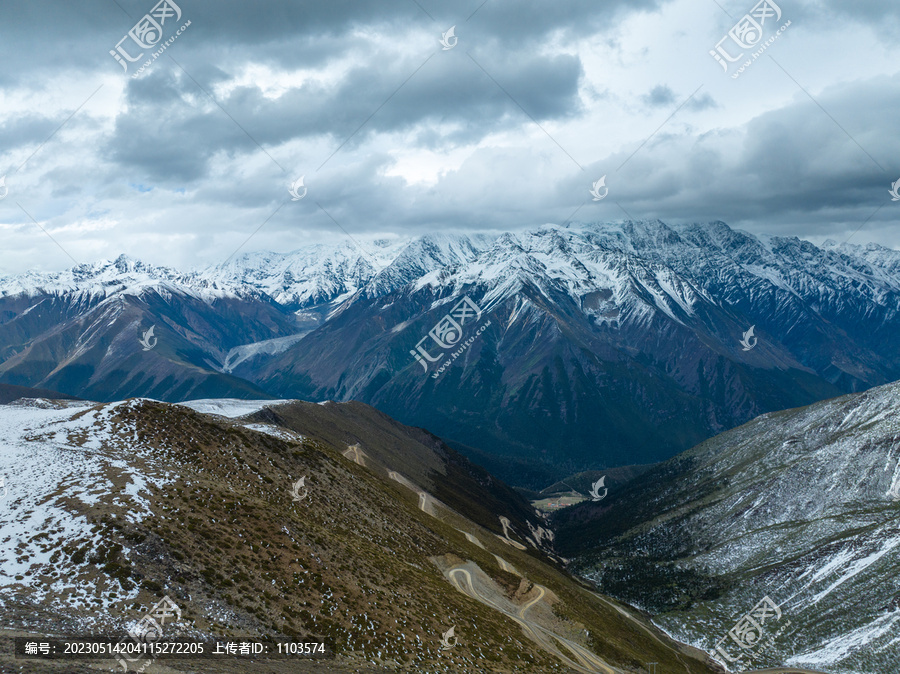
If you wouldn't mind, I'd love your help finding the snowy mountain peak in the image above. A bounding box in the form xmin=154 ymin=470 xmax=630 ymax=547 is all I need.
xmin=0 ymin=254 xmax=189 ymax=300
xmin=196 ymin=239 xmax=410 ymax=310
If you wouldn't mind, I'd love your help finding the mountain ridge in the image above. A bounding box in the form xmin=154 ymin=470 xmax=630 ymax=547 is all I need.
xmin=553 ymin=378 xmax=900 ymax=673
xmin=254 ymin=220 xmax=900 ymax=484
xmin=4 ymin=220 xmax=900 ymax=485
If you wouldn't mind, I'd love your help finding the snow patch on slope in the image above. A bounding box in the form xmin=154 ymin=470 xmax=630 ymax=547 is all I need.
xmin=178 ymin=398 xmax=292 ymax=418
xmin=0 ymin=399 xmax=175 ymax=617
xmin=222 ymin=333 xmax=309 ymax=373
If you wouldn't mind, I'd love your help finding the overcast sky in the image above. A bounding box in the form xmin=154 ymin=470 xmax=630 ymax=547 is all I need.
xmin=1 ymin=0 xmax=898 ymax=274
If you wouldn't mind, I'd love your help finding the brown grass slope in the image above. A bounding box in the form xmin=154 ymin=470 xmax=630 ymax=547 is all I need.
xmin=3 ymin=399 xmax=723 ymax=673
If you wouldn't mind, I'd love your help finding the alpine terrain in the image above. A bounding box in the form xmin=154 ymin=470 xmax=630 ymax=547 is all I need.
xmin=4 ymin=221 xmax=900 ymax=486
xmin=554 ymin=378 xmax=900 ymax=673
xmin=0 ymin=394 xmax=720 ymax=673
xmin=257 ymin=221 xmax=900 ymax=486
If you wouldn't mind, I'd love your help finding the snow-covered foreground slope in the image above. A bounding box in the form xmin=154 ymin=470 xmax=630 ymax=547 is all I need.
xmin=0 ymin=399 xmax=176 ymax=632
xmin=556 ymin=379 xmax=900 ymax=673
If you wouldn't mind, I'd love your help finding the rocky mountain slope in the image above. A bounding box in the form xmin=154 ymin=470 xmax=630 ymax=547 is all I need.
xmin=553 ymin=379 xmax=900 ymax=673
xmin=257 ymin=221 xmax=900 ymax=486
xmin=0 ymin=395 xmax=719 ymax=673
xmin=0 ymin=255 xmax=295 ymax=401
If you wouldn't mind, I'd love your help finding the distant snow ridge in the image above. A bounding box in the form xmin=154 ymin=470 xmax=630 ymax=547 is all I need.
xmin=6 ymin=222 xmax=900 ymax=323
xmin=178 ymin=398 xmax=292 ymax=418
xmin=0 ymin=255 xmax=180 ymax=299
xmin=194 ymin=238 xmax=412 ymax=309
xmin=0 ymin=254 xmax=246 ymax=303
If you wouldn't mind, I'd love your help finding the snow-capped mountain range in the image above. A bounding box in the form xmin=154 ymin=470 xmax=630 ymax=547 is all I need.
xmin=195 ymin=238 xmax=411 ymax=311
xmin=3 ymin=220 xmax=900 ymax=485
xmin=0 ymin=239 xmax=405 ymax=309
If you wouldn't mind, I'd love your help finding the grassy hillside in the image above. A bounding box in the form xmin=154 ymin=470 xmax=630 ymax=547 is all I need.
xmin=0 ymin=397 xmax=723 ymax=673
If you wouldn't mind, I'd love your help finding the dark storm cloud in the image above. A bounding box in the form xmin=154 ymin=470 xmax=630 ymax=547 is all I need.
xmin=439 ymin=0 xmax=661 ymax=40
xmin=1 ymin=0 xmax=661 ymax=82
xmin=0 ymin=0 xmax=122 ymax=85
xmin=605 ymin=74 xmax=900 ymax=236
xmin=103 ymin=40 xmax=583 ymax=183
xmin=0 ymin=116 xmax=65 ymax=158
xmin=164 ymin=0 xmax=665 ymax=48
xmin=105 ymin=70 xmax=266 ymax=183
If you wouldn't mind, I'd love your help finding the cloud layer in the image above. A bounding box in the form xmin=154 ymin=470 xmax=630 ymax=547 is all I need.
xmin=0 ymin=0 xmax=898 ymax=274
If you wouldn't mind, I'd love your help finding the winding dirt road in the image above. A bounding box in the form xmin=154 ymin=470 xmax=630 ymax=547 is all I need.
xmin=342 ymin=443 xmax=366 ymax=465
xmin=447 ymin=565 xmax=620 ymax=674
xmin=518 ymin=584 xmax=545 ymax=618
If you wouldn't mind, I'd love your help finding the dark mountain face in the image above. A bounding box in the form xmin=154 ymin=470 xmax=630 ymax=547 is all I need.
xmin=552 ymin=379 xmax=900 ymax=673
xmin=0 ymin=382 xmax=79 ymax=404
xmin=255 ymin=222 xmax=900 ymax=486
xmin=0 ymin=257 xmax=298 ymax=402
xmin=244 ymin=399 xmax=543 ymax=538
xmin=4 ymin=222 xmax=900 ymax=487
